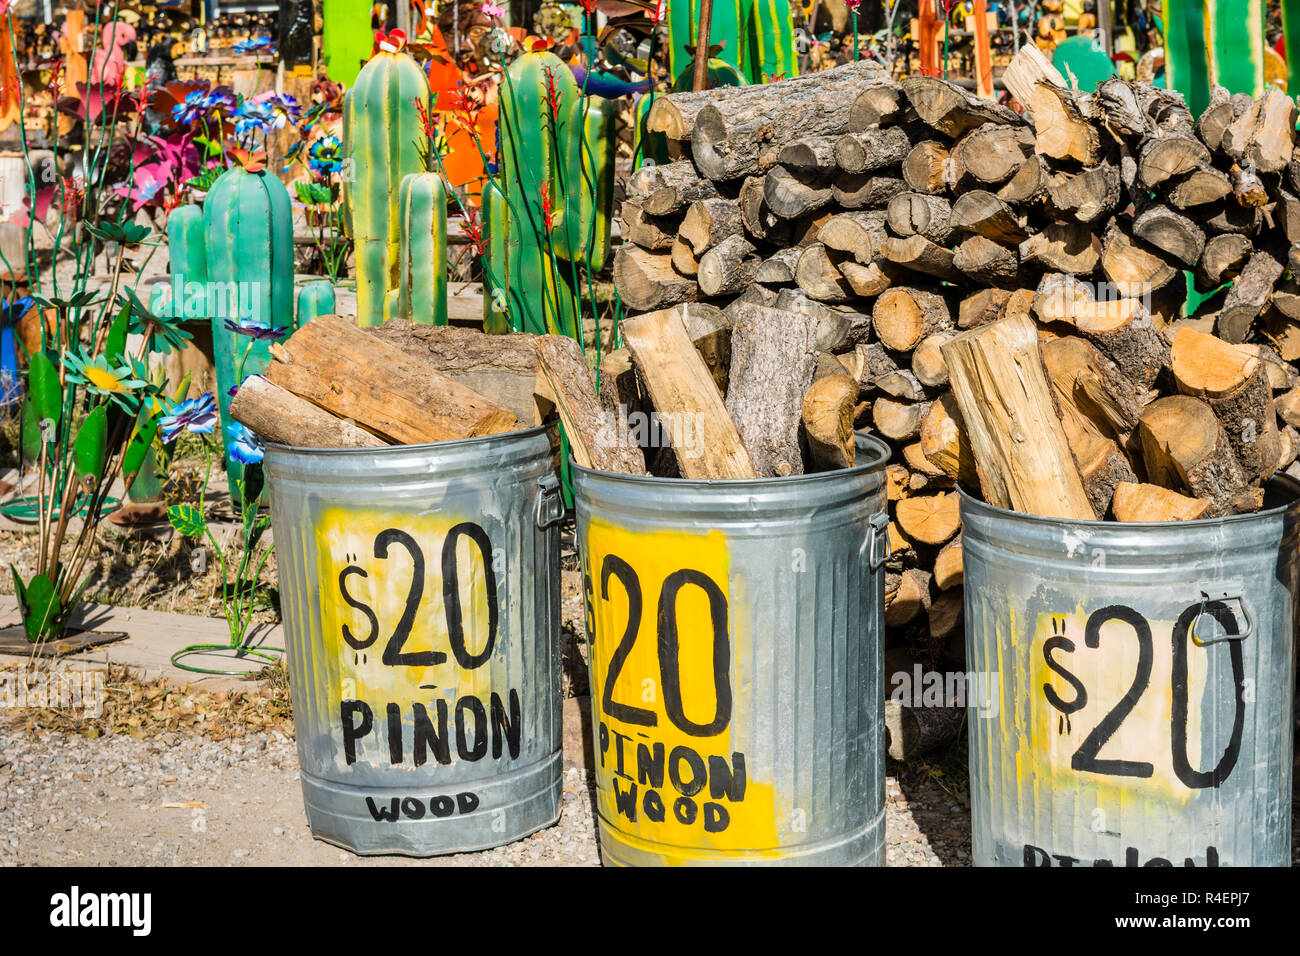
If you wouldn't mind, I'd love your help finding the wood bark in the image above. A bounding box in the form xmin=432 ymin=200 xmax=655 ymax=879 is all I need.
xmin=265 ymin=316 xmax=520 ymax=444
xmin=941 ymin=314 xmax=1096 ymax=519
xmin=725 ymin=301 xmax=821 ymax=476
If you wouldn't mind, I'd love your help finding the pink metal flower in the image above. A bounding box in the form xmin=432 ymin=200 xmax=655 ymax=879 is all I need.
xmin=481 ymin=2 xmax=505 ymax=17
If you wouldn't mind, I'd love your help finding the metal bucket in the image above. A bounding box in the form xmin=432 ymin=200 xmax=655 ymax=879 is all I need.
xmin=962 ymin=478 xmax=1300 ymax=867
xmin=573 ymin=434 xmax=891 ymax=866
xmin=264 ymin=426 xmax=564 ymax=856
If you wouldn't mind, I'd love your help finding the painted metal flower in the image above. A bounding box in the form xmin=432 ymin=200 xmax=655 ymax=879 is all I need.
xmin=233 ymin=36 xmax=277 ymax=56
xmin=118 ymin=288 xmax=194 ymax=355
xmin=223 ymin=318 xmax=288 ymax=340
xmin=226 ymin=422 xmax=265 ymax=465
xmin=63 ymin=351 xmax=148 ymax=410
xmin=481 ymin=1 xmax=505 ymax=17
xmin=233 ymin=99 xmax=277 ymax=136
xmin=171 ymin=89 xmax=211 ymax=125
xmin=159 ymin=392 xmax=219 ymax=443
xmin=307 ymin=135 xmax=343 ymax=176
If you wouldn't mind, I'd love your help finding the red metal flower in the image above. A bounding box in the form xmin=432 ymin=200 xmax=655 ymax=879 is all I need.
xmin=539 ymin=182 xmax=554 ymax=232
xmin=523 ymin=35 xmax=555 ymax=53
xmin=461 ymin=206 xmax=487 ymax=257
xmin=449 ymin=85 xmax=482 ymax=129
xmin=651 ymin=0 xmax=667 ymax=25
xmin=372 ymin=29 xmax=408 ymax=56
xmin=48 ymin=59 xmax=64 ymax=99
xmin=542 ymin=66 xmax=561 ymax=121
xmin=409 ymin=95 xmax=437 ymax=140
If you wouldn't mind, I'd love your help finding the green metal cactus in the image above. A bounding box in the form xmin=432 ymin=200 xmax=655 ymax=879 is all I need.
xmin=745 ymin=0 xmax=799 ymax=81
xmin=342 ymin=50 xmax=431 ymax=327
xmin=1163 ymin=1 xmax=1266 ymax=117
xmin=491 ymin=51 xmax=615 ymax=337
xmin=168 ymin=166 xmax=294 ymax=488
xmin=666 ymin=0 xmax=796 ymax=86
xmin=390 ymin=172 xmax=448 ymax=326
xmin=297 ymin=279 xmax=337 ymax=325
xmin=482 ymin=179 xmax=510 ymax=334
xmin=668 ymin=0 xmax=747 ymax=84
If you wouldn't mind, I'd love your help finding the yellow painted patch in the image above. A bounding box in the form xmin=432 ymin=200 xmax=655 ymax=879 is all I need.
xmin=583 ymin=517 xmax=781 ymax=861
xmin=313 ymin=506 xmax=500 ymax=766
xmin=1021 ymin=607 xmax=1216 ymax=808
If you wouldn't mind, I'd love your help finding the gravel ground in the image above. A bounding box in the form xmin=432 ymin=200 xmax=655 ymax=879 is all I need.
xmin=0 ymin=726 xmax=968 ymax=866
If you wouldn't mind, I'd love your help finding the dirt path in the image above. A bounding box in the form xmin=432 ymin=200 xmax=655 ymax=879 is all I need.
xmin=0 ymin=724 xmax=970 ymax=866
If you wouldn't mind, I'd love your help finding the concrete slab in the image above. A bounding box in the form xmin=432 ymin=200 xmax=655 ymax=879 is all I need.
xmin=0 ymin=596 xmax=284 ymax=692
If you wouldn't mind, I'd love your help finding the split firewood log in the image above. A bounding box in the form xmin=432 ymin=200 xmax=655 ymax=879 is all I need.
xmin=942 ymin=314 xmax=1096 ymax=519
xmin=1138 ymin=395 xmax=1252 ymax=516
xmin=726 ymin=301 xmax=821 ymax=477
xmin=1170 ymin=327 xmax=1280 ymax=481
xmin=801 ymin=374 xmax=859 ymax=470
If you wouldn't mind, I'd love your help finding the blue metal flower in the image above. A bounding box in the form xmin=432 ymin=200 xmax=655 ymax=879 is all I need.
xmin=307 ymin=135 xmax=343 ymax=176
xmin=223 ymin=318 xmax=287 ymax=340
xmin=159 ymin=392 xmax=219 ymax=443
xmin=226 ymin=422 xmax=265 ymax=465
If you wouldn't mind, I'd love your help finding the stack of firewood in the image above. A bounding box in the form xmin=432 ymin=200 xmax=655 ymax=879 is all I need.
xmin=228 ymin=316 xmax=649 ymax=478
xmin=612 ymin=47 xmax=1300 ymax=666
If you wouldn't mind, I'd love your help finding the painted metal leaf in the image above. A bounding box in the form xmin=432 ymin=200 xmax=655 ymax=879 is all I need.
xmin=73 ymin=405 xmax=109 ymax=484
xmin=19 ymin=397 xmax=41 ymax=462
xmin=27 ymin=350 xmax=62 ymax=429
xmin=167 ymin=503 xmax=207 ymax=538
xmin=19 ymin=572 xmax=63 ymax=643
xmin=122 ymin=409 xmax=161 ymax=479
xmin=105 ymin=301 xmax=130 ymax=362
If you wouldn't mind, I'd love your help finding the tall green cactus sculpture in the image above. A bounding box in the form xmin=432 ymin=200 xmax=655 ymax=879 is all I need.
xmin=482 ymin=179 xmax=510 ymax=334
xmin=389 ymin=172 xmax=448 ymax=326
xmin=342 ymin=50 xmax=431 ymax=327
xmin=1163 ymin=1 xmax=1266 ymax=117
xmin=167 ymin=166 xmax=294 ymax=489
xmin=491 ymin=51 xmax=615 ymax=336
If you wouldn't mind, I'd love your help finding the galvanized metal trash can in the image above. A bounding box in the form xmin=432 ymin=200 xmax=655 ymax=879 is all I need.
xmin=962 ymin=478 xmax=1300 ymax=867
xmin=573 ymin=434 xmax=891 ymax=866
xmin=265 ymin=427 xmax=564 ymax=856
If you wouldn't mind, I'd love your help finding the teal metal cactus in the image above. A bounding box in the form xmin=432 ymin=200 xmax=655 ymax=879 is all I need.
xmin=491 ymin=51 xmax=615 ymax=336
xmin=482 ymin=179 xmax=510 ymax=334
xmin=297 ymin=279 xmax=337 ymax=325
xmin=390 ymin=172 xmax=448 ymax=326
xmin=167 ymin=165 xmax=294 ymax=488
xmin=342 ymin=49 xmax=432 ymax=327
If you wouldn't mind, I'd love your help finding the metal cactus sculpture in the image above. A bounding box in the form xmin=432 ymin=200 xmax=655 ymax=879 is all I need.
xmin=297 ymin=279 xmax=338 ymax=325
xmin=390 ymin=172 xmax=449 ymax=326
xmin=167 ymin=165 xmax=295 ymax=488
xmin=1162 ymin=0 xmax=1265 ymax=117
xmin=342 ymin=48 xmax=432 ymax=327
xmin=667 ymin=0 xmax=797 ymax=85
xmin=490 ymin=50 xmax=615 ymax=336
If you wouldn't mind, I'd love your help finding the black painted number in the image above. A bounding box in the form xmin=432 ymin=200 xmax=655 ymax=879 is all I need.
xmin=596 ymin=555 xmax=733 ymax=738
xmin=1069 ymin=605 xmax=1154 ymax=778
xmin=1044 ymin=601 xmax=1247 ymax=789
xmin=336 ymin=523 xmax=497 ymax=670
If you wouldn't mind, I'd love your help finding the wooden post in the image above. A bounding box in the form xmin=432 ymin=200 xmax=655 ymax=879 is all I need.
xmin=693 ymin=0 xmax=715 ymax=92
xmin=918 ymin=0 xmax=942 ymax=77
xmin=972 ymin=0 xmax=995 ymax=100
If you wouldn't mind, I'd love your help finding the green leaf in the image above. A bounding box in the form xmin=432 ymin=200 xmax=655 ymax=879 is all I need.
xmin=18 ymin=573 xmax=63 ymax=643
xmin=19 ymin=397 xmax=41 ymax=462
xmin=105 ymin=301 xmax=130 ymax=363
xmin=122 ymin=408 xmax=162 ymax=479
xmin=73 ymin=405 xmax=109 ymax=484
xmin=167 ymin=503 xmax=207 ymax=538
xmin=27 ymin=351 xmax=62 ymax=431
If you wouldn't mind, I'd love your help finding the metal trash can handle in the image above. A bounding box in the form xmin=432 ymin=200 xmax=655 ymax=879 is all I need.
xmin=534 ymin=473 xmax=566 ymax=529
xmin=866 ymin=512 xmax=891 ymax=571
xmin=1190 ymin=584 xmax=1253 ymax=646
